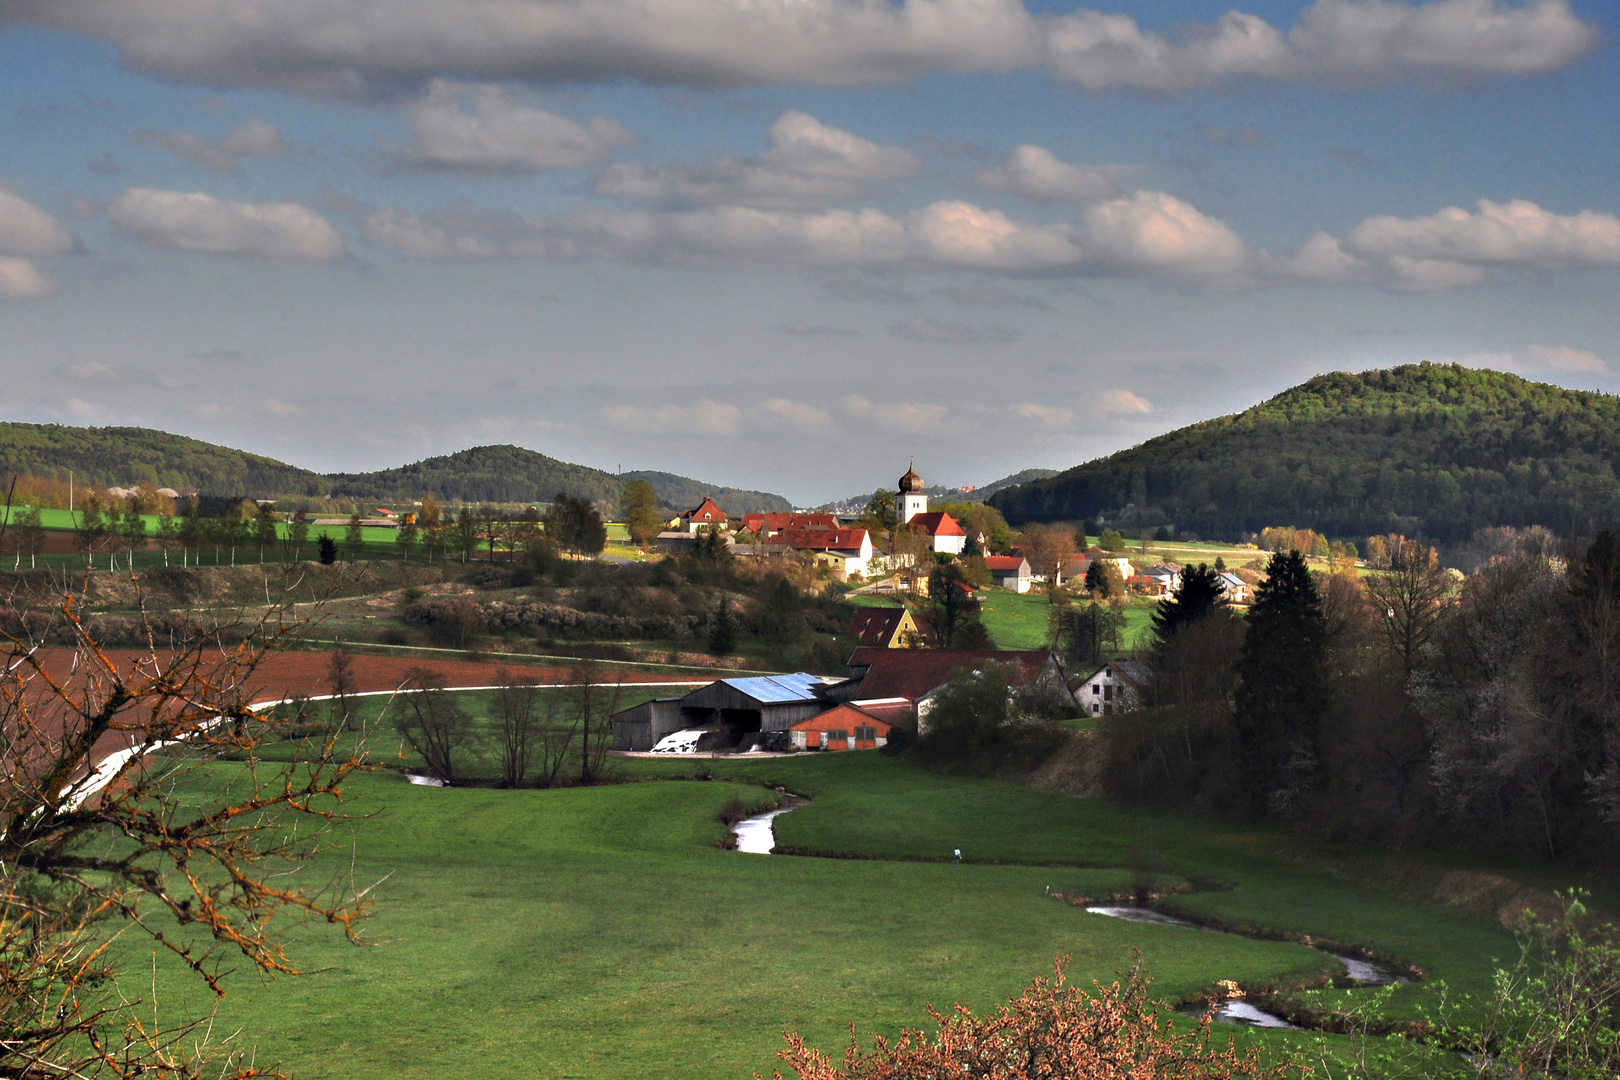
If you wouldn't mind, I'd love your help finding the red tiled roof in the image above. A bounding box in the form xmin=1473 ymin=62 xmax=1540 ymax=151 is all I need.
xmin=849 ymin=648 xmax=1056 ymax=702
xmin=739 ymin=512 xmax=839 ymax=535
xmin=685 ymin=497 xmax=728 ymax=522
xmin=771 ymin=527 xmax=868 ymax=552
xmin=983 ymin=556 xmax=1028 ymax=572
xmin=907 ymin=511 xmax=966 ymax=537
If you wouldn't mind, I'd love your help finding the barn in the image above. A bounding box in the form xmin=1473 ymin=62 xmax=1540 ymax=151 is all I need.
xmin=790 ymin=700 xmax=911 ymax=751
xmin=611 ymin=672 xmax=836 ymax=751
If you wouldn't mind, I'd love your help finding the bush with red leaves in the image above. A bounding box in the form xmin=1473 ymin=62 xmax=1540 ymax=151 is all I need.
xmin=767 ymin=959 xmax=1299 ymax=1080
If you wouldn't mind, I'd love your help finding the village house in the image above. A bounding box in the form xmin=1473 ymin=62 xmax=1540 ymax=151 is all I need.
xmin=908 ymin=511 xmax=968 ymax=555
xmin=1217 ymin=571 xmax=1249 ymax=603
xmin=769 ymin=525 xmax=873 ymax=578
xmin=789 ymin=699 xmax=911 ymax=751
xmin=1072 ymin=661 xmax=1152 ymax=715
xmin=984 ymin=555 xmax=1032 ymax=592
xmin=1139 ymin=565 xmax=1181 ymax=595
xmin=849 ymin=606 xmax=933 ymax=648
xmin=737 ymin=512 xmax=840 ymax=538
xmin=680 ymin=497 xmax=730 ymax=534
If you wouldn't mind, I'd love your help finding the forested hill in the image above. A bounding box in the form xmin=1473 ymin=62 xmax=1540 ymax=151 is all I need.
xmin=0 ymin=424 xmax=325 ymax=496
xmin=0 ymin=425 xmax=790 ymax=511
xmin=988 ymin=364 xmax=1620 ymax=542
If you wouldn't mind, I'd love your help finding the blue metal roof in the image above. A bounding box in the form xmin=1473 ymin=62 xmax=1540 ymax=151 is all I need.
xmin=721 ymin=672 xmax=826 ymax=703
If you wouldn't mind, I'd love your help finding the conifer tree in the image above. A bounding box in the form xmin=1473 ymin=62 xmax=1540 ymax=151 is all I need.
xmin=1233 ymin=549 xmax=1328 ymax=818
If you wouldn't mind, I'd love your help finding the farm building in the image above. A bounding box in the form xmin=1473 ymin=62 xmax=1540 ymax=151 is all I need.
xmin=849 ymin=606 xmax=933 ymax=648
xmin=983 ymin=555 xmax=1032 ymax=592
xmin=737 ymin=512 xmax=840 ymax=538
xmin=610 ymin=698 xmax=685 ymax=751
xmin=610 ymin=672 xmax=836 ymax=750
xmin=1071 ymin=661 xmax=1152 ymax=715
xmin=790 ymin=700 xmax=910 ymax=751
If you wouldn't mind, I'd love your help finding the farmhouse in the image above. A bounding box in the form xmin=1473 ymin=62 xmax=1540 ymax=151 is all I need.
xmin=1072 ymin=661 xmax=1152 ymax=715
xmin=849 ymin=606 xmax=933 ymax=648
xmin=680 ymin=497 xmax=730 ymax=534
xmin=984 ymin=555 xmax=1032 ymax=592
xmin=769 ymin=526 xmax=873 ymax=578
xmin=789 ymin=699 xmax=911 ymax=750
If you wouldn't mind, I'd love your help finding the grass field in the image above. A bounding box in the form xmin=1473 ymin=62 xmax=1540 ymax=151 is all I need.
xmin=979 ymin=588 xmax=1157 ymax=654
xmin=116 ymin=745 xmax=1609 ymax=1080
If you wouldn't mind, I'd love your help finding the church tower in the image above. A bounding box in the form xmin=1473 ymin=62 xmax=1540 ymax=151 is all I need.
xmin=897 ymin=462 xmax=928 ymax=524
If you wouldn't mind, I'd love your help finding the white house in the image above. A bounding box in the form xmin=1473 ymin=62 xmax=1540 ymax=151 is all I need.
xmin=1140 ymin=565 xmax=1181 ymax=594
xmin=1072 ymin=661 xmax=1151 ymax=716
xmin=1217 ymin=572 xmax=1249 ymax=603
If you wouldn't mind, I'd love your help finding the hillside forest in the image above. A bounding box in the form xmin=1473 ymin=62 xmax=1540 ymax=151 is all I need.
xmin=992 ymin=364 xmax=1620 ymax=542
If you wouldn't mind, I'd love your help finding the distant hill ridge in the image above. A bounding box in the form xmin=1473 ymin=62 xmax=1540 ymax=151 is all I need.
xmin=989 ymin=364 xmax=1620 ymax=542
xmin=0 ymin=424 xmax=791 ymax=513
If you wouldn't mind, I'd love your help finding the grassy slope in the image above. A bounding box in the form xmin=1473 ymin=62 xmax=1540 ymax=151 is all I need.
xmin=134 ymin=761 xmax=1331 ymax=1080
xmin=980 ymin=588 xmax=1156 ymax=653
xmin=123 ymin=747 xmax=1611 ymax=1080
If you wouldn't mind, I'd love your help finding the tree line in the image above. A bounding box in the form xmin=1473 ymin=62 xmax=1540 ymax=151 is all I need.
xmin=1103 ymin=526 xmax=1620 ymax=866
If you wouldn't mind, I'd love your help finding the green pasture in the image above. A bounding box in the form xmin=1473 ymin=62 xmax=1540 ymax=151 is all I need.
xmin=112 ymin=746 xmax=1598 ymax=1079
xmin=979 ymin=588 xmax=1156 ymax=654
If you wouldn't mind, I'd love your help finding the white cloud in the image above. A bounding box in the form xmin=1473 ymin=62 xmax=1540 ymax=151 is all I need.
xmin=594 ymin=111 xmax=917 ymax=210
xmin=0 ymin=256 xmax=53 ymax=300
xmin=108 ymin=189 xmax=347 ymax=261
xmin=842 ymin=394 xmax=947 ymax=431
xmin=1046 ymin=0 xmax=1597 ymax=92
xmin=1009 ymin=402 xmax=1074 ymax=426
xmin=0 ymin=185 xmax=76 ymax=257
xmin=1344 ymin=198 xmax=1620 ymax=269
xmin=974 ymin=145 xmax=1119 ymax=203
xmin=601 ymin=398 xmax=742 ymax=437
xmin=1100 ymin=388 xmax=1152 ymax=413
xmin=1524 ymin=344 xmax=1606 ymax=374
xmin=5 ymin=0 xmax=1592 ymax=97
xmin=758 ymin=398 xmax=836 ymax=432
xmin=132 ymin=121 xmax=286 ymax=174
xmin=389 ymin=81 xmax=633 ymax=171
xmin=361 ymin=190 xmax=1258 ymax=279
xmin=1079 ymin=191 xmax=1250 ymax=274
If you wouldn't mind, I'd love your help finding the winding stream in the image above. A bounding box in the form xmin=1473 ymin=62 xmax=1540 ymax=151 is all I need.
xmin=731 ymin=797 xmax=805 ymax=854
xmin=1085 ymin=904 xmax=1410 ymax=1028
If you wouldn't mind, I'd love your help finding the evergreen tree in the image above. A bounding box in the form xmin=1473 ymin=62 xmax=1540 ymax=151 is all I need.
xmin=344 ymin=510 xmax=364 ymax=562
xmin=758 ymin=577 xmax=807 ymax=658
xmin=318 ymin=535 xmax=338 ymax=565
xmin=708 ymin=596 xmax=738 ymax=655
xmin=1233 ymin=549 xmax=1328 ymax=818
xmin=1149 ymin=563 xmax=1225 ymax=650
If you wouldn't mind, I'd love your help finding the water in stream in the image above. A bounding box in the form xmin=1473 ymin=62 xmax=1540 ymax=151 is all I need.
xmin=732 ymin=799 xmax=803 ymax=854
xmin=1085 ymin=904 xmax=1410 ymax=1029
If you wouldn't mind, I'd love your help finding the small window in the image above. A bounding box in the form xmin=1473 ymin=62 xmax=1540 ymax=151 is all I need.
xmin=1092 ymin=684 xmax=1100 ymax=694
xmin=855 ymin=726 xmax=876 ymax=741
xmin=828 ymin=730 xmax=848 ymax=742
xmin=1104 ymin=685 xmax=1113 ymax=701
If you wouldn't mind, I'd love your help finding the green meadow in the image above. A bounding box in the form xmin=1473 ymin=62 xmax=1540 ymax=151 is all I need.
xmin=117 ymin=746 xmax=1603 ymax=1080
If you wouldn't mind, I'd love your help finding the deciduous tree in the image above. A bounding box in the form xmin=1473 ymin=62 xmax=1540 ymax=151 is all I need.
xmin=392 ymin=666 xmax=476 ymax=784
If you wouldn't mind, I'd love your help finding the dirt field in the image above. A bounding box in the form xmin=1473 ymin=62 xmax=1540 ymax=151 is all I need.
xmin=29 ymin=648 xmax=692 ymax=708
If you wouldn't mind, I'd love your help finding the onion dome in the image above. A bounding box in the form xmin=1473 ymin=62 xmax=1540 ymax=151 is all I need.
xmin=898 ymin=463 xmax=924 ymax=493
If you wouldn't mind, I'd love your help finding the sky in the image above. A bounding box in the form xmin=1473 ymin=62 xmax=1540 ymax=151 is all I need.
xmin=0 ymin=0 xmax=1617 ymax=505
